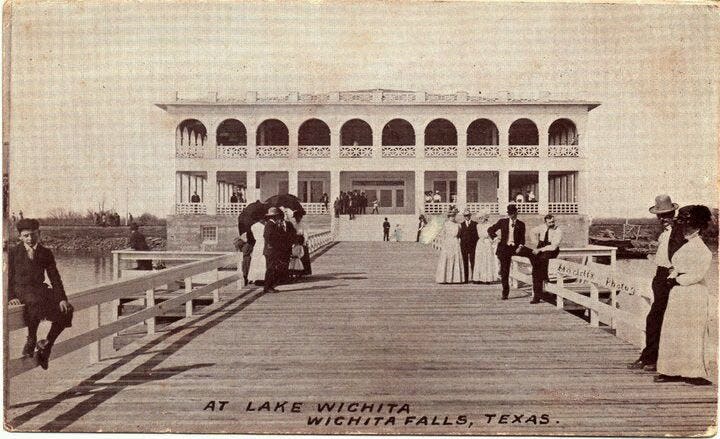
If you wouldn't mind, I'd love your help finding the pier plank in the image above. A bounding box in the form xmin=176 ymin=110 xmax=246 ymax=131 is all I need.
xmin=5 ymin=242 xmax=716 ymax=435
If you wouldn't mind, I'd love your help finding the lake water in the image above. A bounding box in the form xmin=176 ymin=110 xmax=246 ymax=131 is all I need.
xmin=54 ymin=251 xmax=114 ymax=291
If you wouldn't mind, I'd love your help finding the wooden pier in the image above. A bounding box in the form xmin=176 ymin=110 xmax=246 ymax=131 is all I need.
xmin=5 ymin=241 xmax=717 ymax=435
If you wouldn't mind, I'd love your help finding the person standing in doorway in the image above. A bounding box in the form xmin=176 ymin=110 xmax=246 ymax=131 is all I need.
xmin=372 ymin=199 xmax=379 ymax=214
xmin=382 ymin=217 xmax=391 ymax=241
xmin=487 ymin=204 xmax=526 ymax=300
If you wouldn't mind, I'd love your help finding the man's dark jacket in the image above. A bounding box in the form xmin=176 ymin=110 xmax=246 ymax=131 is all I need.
xmin=7 ymin=243 xmax=67 ymax=304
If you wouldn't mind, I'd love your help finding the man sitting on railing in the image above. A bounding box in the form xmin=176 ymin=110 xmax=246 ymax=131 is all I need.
xmin=517 ymin=214 xmax=562 ymax=304
xmin=7 ymin=219 xmax=74 ymax=370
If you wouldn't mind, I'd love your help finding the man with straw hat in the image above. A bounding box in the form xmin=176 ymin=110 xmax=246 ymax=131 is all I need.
xmin=628 ymin=194 xmax=684 ymax=372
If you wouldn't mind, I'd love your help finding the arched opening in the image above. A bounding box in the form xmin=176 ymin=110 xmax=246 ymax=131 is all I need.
xmin=176 ymin=119 xmax=207 ymax=146
xmin=340 ymin=119 xmax=373 ymax=146
xmin=382 ymin=119 xmax=415 ymax=146
xmin=467 ymin=119 xmax=499 ymax=145
xmin=298 ymin=119 xmax=331 ymax=145
xmin=256 ymin=119 xmax=289 ymax=145
xmin=424 ymin=119 xmax=457 ymax=145
xmin=216 ymin=119 xmax=247 ymax=146
xmin=548 ymin=119 xmax=578 ymax=145
xmin=508 ymin=118 xmax=539 ymax=145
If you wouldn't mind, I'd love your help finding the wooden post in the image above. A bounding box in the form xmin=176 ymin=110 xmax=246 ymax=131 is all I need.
xmin=185 ymin=278 xmax=193 ymax=318
xmin=110 ymin=252 xmax=120 ymax=331
xmin=213 ymin=269 xmax=220 ymax=303
xmin=589 ymin=283 xmax=599 ymax=327
xmin=510 ymin=259 xmax=518 ymax=288
xmin=145 ymin=288 xmax=156 ymax=335
xmin=88 ymin=304 xmax=101 ymax=363
xmin=610 ymin=248 xmax=617 ymax=267
xmin=556 ymin=275 xmax=564 ymax=309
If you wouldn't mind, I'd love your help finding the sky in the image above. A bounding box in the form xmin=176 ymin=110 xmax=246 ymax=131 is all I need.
xmin=5 ymin=1 xmax=719 ymax=218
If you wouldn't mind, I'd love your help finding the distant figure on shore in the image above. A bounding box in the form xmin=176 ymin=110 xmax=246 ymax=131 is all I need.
xmin=11 ymin=212 xmax=16 ymax=223
xmin=487 ymin=204 xmax=526 ymax=300
xmin=191 ymin=191 xmax=201 ymax=203
xmin=435 ymin=211 xmax=464 ymax=284
xmin=382 ymin=218 xmax=391 ymax=241
xmin=655 ymin=205 xmax=713 ymax=386
xmin=128 ymin=213 xmax=134 ymax=225
xmin=18 ymin=210 xmax=24 ymax=220
xmin=7 ymin=219 xmax=74 ymax=370
xmin=128 ymin=222 xmax=152 ymax=270
xmin=517 ymin=214 xmax=562 ymax=304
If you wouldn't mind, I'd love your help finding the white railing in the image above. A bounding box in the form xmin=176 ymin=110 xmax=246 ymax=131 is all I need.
xmin=176 ymin=144 xmax=204 ymax=158
xmin=176 ymin=203 xmax=207 ymax=215
xmin=548 ymin=145 xmax=580 ymax=157
xmin=466 ymin=202 xmax=499 ymax=214
xmin=549 ymin=202 xmax=579 ymax=214
xmin=508 ymin=145 xmax=540 ymax=157
xmin=299 ymin=93 xmax=330 ymax=103
xmin=306 ymin=230 xmax=334 ymax=253
xmin=216 ymin=145 xmax=248 ymax=158
xmin=382 ymin=145 xmax=416 ymax=158
xmin=424 ymin=202 xmax=455 ymax=215
xmin=467 ymin=145 xmax=500 ymax=157
xmin=217 ymin=202 xmax=247 ymax=215
xmin=339 ymin=146 xmax=372 ymax=158
xmin=301 ymin=202 xmax=329 ymax=215
xmin=514 ymin=202 xmax=538 ymax=214
xmin=382 ymin=92 xmax=417 ymax=102
xmin=7 ymin=252 xmax=240 ymax=378
xmin=298 ymin=145 xmax=331 ymax=158
xmin=426 ymin=93 xmax=458 ymax=102
xmin=339 ymin=91 xmax=373 ymax=103
xmin=256 ymin=145 xmax=290 ymax=158
xmin=424 ymin=145 xmax=458 ymax=157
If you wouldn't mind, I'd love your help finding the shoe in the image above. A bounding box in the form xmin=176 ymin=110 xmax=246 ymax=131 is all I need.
xmin=530 ymin=298 xmax=541 ymax=304
xmin=653 ymin=374 xmax=681 ymax=383
xmin=263 ymin=287 xmax=279 ymax=294
xmin=643 ymin=364 xmax=657 ymax=372
xmin=627 ymin=359 xmax=645 ymax=370
xmin=35 ymin=339 xmax=51 ymax=370
xmin=685 ymin=377 xmax=712 ymax=386
xmin=22 ymin=339 xmax=36 ymax=358
xmin=501 ymin=296 xmax=508 ymax=300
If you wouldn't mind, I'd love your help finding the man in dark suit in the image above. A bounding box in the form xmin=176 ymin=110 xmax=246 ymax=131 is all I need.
xmin=459 ymin=209 xmax=479 ymax=283
xmin=128 ymin=222 xmax=152 ymax=270
xmin=263 ymin=207 xmax=296 ymax=293
xmin=487 ymin=204 xmax=526 ymax=299
xmin=7 ymin=219 xmax=74 ymax=369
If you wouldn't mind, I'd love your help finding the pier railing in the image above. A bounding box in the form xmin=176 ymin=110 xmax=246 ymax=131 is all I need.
xmin=6 ymin=252 xmax=240 ymax=378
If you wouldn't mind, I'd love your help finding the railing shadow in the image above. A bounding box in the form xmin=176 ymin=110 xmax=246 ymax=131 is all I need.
xmin=7 ymin=287 xmax=264 ymax=431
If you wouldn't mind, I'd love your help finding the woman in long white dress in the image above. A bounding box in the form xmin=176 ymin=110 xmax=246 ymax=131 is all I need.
xmin=472 ymin=213 xmax=500 ymax=283
xmin=656 ymin=205 xmax=714 ymax=385
xmin=435 ymin=211 xmax=464 ymax=284
xmin=247 ymin=220 xmax=267 ymax=283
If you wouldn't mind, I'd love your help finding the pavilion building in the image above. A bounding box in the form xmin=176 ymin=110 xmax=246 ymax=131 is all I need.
xmin=157 ymin=89 xmax=598 ymax=249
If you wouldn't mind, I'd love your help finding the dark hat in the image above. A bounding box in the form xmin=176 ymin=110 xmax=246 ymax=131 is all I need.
xmin=649 ymin=194 xmax=679 ymax=214
xmin=507 ymin=204 xmax=518 ymax=214
xmin=265 ymin=206 xmax=282 ymax=217
xmin=677 ymin=204 xmax=712 ymax=229
xmin=16 ymin=218 xmax=39 ymax=232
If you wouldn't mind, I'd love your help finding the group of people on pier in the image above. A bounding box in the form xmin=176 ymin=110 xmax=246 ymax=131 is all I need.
xmin=436 ymin=203 xmax=560 ymax=304
xmin=237 ymin=208 xmax=312 ymax=294
xmin=333 ymin=190 xmax=378 ymax=218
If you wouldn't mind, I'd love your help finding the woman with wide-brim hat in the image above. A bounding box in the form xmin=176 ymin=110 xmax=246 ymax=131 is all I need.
xmin=655 ymin=205 xmax=714 ymax=386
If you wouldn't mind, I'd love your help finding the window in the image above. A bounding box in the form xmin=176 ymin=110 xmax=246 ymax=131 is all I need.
xmin=201 ymin=226 xmax=218 ymax=243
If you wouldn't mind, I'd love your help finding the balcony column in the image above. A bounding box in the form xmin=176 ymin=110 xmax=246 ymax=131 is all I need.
xmin=539 ymin=121 xmax=549 ymax=158
xmin=456 ymin=169 xmax=467 ymax=209
xmin=498 ymin=170 xmax=509 ymax=213
xmin=206 ymin=120 xmax=219 ymax=158
xmin=289 ymin=124 xmax=299 ymax=160
xmin=331 ymin=127 xmax=340 ymax=159
xmin=415 ymin=170 xmax=425 ymax=215
xmin=288 ymin=170 xmax=299 ymax=197
xmin=498 ymin=122 xmax=509 ymax=158
xmin=372 ymin=126 xmax=382 ymax=159
xmin=246 ymin=125 xmax=257 ymax=159
xmin=330 ymin=169 xmax=341 ymax=206
xmin=206 ymin=171 xmax=217 ymax=215
xmin=246 ymin=171 xmax=257 ymax=202
xmin=538 ymin=170 xmax=549 ymax=214
xmin=415 ymin=131 xmax=425 ymax=158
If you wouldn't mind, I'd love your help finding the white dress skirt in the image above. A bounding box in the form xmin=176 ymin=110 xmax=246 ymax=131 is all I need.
xmin=657 ymin=235 xmax=712 ymax=379
xmin=247 ymin=221 xmax=266 ymax=283
xmin=472 ymin=232 xmax=500 ymax=283
xmin=435 ymin=221 xmax=464 ymax=284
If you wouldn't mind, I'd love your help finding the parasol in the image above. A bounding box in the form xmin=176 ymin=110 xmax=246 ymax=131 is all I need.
xmin=237 ymin=200 xmax=269 ymax=235
xmin=419 ymin=215 xmax=445 ymax=244
xmin=264 ymin=194 xmax=306 ymax=217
